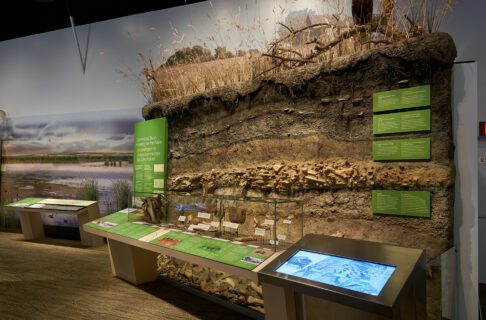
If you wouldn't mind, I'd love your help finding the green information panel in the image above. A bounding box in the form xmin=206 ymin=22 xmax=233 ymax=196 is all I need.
xmin=5 ymin=197 xmax=45 ymax=207
xmin=372 ymin=190 xmax=430 ymax=217
xmin=373 ymin=109 xmax=430 ymax=135
xmin=84 ymin=211 xmax=142 ymax=231
xmin=151 ymin=231 xmax=270 ymax=270
xmin=373 ymin=85 xmax=430 ymax=113
xmin=372 ymin=138 xmax=430 ymax=161
xmin=108 ymin=222 xmax=160 ymax=240
xmin=133 ymin=118 xmax=168 ymax=196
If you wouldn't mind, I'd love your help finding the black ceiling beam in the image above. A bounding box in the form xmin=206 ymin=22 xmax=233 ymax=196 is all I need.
xmin=0 ymin=0 xmax=206 ymax=41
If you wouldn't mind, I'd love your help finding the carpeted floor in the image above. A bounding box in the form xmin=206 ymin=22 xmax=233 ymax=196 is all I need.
xmin=0 ymin=232 xmax=251 ymax=320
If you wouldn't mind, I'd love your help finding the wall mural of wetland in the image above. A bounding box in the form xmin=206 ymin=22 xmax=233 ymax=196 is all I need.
xmin=0 ymin=109 xmax=142 ymax=230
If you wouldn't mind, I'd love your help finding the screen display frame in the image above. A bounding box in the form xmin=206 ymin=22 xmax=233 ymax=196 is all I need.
xmin=274 ymin=249 xmax=397 ymax=297
xmin=257 ymin=234 xmax=425 ymax=313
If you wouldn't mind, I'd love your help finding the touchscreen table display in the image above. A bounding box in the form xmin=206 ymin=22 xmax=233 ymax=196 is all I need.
xmin=275 ymin=250 xmax=396 ymax=296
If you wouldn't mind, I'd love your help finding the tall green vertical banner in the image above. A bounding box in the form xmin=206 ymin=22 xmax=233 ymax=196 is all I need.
xmin=133 ymin=118 xmax=168 ymax=196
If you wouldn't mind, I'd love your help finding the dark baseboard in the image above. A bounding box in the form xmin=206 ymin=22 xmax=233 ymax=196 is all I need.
xmin=159 ymin=276 xmax=264 ymax=320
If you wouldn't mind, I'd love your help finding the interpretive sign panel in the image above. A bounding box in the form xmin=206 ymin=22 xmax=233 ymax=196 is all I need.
xmin=38 ymin=199 xmax=96 ymax=207
xmin=373 ymin=109 xmax=430 ymax=135
xmin=133 ymin=118 xmax=168 ymax=195
xmin=151 ymin=231 xmax=270 ymax=270
xmin=372 ymin=138 xmax=430 ymax=161
xmin=373 ymin=85 xmax=430 ymax=113
xmin=372 ymin=190 xmax=430 ymax=217
xmin=5 ymin=197 xmax=45 ymax=207
xmin=85 ymin=211 xmax=141 ymax=231
xmin=108 ymin=222 xmax=161 ymax=240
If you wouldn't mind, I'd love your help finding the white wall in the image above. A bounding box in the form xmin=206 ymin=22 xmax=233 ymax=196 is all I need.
xmin=0 ymin=0 xmax=329 ymax=119
xmin=441 ymin=1 xmax=486 ymax=295
xmin=442 ymin=6 xmax=486 ymax=259
xmin=453 ymin=62 xmax=478 ymax=320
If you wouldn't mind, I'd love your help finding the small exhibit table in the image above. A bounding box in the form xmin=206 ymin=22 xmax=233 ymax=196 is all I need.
xmin=83 ymin=210 xmax=281 ymax=285
xmin=258 ymin=234 xmax=426 ymax=320
xmin=4 ymin=197 xmax=104 ymax=247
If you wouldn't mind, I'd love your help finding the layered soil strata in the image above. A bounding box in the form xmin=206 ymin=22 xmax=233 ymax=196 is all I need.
xmin=144 ymin=32 xmax=456 ymax=318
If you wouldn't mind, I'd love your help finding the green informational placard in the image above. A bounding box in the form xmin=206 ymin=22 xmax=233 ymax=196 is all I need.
xmin=5 ymin=197 xmax=45 ymax=207
xmin=373 ymin=109 xmax=430 ymax=135
xmin=373 ymin=85 xmax=430 ymax=113
xmin=372 ymin=190 xmax=430 ymax=217
xmin=372 ymin=138 xmax=430 ymax=161
xmin=151 ymin=231 xmax=269 ymax=270
xmin=108 ymin=222 xmax=160 ymax=240
xmin=133 ymin=118 xmax=168 ymax=196
xmin=84 ymin=211 xmax=142 ymax=231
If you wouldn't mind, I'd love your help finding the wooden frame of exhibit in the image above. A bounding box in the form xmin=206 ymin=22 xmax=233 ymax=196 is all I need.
xmin=258 ymin=234 xmax=426 ymax=320
xmin=4 ymin=199 xmax=104 ymax=247
xmin=84 ymin=224 xmax=283 ymax=285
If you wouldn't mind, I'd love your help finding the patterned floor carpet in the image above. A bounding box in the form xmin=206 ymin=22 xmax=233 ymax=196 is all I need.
xmin=0 ymin=232 xmax=251 ymax=320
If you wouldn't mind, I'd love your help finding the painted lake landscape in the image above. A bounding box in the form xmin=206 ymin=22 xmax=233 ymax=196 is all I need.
xmin=1 ymin=109 xmax=142 ymax=229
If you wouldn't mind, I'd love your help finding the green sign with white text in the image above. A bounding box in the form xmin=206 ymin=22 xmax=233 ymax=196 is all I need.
xmin=373 ymin=85 xmax=430 ymax=113
xmin=372 ymin=190 xmax=430 ymax=217
xmin=372 ymin=138 xmax=430 ymax=161
xmin=133 ymin=118 xmax=168 ymax=196
xmin=373 ymin=109 xmax=430 ymax=135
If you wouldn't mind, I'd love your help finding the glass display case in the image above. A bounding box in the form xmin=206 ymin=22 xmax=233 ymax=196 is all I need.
xmin=92 ymin=191 xmax=303 ymax=252
xmin=165 ymin=192 xmax=304 ymax=251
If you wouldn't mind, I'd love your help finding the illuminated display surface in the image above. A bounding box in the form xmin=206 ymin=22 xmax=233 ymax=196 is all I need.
xmin=275 ymin=250 xmax=396 ymax=296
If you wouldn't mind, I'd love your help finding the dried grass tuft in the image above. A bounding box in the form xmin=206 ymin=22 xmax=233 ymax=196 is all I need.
xmin=133 ymin=0 xmax=453 ymax=103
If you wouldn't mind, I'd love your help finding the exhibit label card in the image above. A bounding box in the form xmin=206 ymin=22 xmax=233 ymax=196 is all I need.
xmin=373 ymin=109 xmax=430 ymax=135
xmin=372 ymin=190 xmax=430 ymax=217
xmin=372 ymin=138 xmax=430 ymax=161
xmin=373 ymin=85 xmax=430 ymax=113
xmin=133 ymin=118 xmax=168 ymax=196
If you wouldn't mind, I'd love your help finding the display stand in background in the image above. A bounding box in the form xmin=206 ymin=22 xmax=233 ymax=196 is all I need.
xmin=258 ymin=234 xmax=426 ymax=320
xmin=4 ymin=198 xmax=104 ymax=247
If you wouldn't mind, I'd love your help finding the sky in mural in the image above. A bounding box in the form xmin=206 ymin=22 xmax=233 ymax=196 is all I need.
xmin=0 ymin=0 xmax=353 ymax=118
xmin=3 ymin=109 xmax=142 ymax=156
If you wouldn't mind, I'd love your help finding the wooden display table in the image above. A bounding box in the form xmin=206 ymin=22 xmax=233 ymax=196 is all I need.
xmin=83 ymin=210 xmax=281 ymax=285
xmin=4 ymin=198 xmax=104 ymax=247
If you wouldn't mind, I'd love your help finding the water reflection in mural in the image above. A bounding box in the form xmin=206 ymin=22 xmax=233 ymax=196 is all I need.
xmin=0 ymin=109 xmax=141 ymax=231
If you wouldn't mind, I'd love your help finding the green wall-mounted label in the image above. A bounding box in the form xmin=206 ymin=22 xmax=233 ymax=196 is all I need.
xmin=372 ymin=190 xmax=430 ymax=217
xmin=133 ymin=118 xmax=168 ymax=196
xmin=372 ymin=138 xmax=430 ymax=161
xmin=373 ymin=109 xmax=430 ymax=135
xmin=373 ymin=85 xmax=430 ymax=113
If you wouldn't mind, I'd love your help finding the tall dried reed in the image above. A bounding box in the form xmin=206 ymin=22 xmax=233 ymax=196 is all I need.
xmin=135 ymin=0 xmax=452 ymax=103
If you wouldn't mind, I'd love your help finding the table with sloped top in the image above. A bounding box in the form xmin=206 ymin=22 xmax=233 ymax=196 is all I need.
xmin=4 ymin=197 xmax=104 ymax=246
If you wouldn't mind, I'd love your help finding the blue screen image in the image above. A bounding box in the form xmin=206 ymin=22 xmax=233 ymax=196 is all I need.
xmin=275 ymin=250 xmax=396 ymax=296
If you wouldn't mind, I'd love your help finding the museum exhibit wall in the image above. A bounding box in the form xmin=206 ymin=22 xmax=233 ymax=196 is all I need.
xmin=143 ymin=32 xmax=456 ymax=317
xmin=0 ymin=0 xmax=483 ymax=317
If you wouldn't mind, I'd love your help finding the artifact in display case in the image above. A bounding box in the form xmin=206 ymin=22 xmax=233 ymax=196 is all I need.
xmin=140 ymin=193 xmax=167 ymax=224
xmin=166 ymin=193 xmax=222 ymax=235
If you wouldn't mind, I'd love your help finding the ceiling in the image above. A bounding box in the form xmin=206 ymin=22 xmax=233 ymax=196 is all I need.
xmin=0 ymin=0 xmax=206 ymax=42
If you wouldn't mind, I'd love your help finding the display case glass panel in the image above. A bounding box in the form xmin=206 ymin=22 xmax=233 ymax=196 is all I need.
xmin=165 ymin=192 xmax=303 ymax=252
xmin=87 ymin=191 xmax=303 ymax=253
